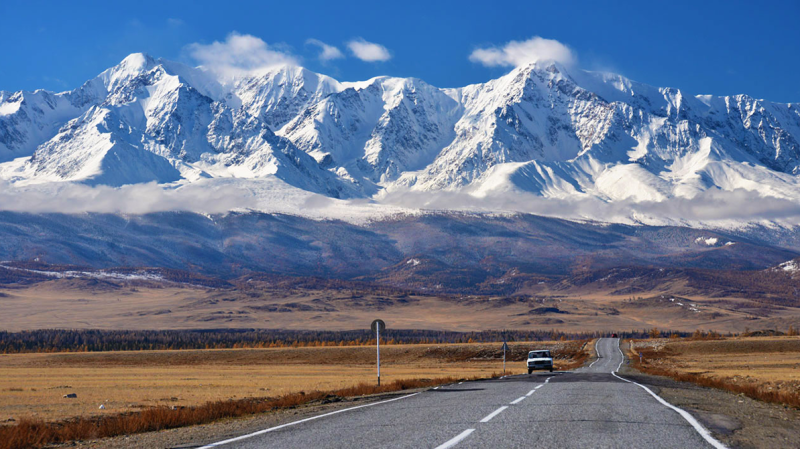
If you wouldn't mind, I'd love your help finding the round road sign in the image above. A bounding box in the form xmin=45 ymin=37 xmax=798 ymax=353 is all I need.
xmin=371 ymin=319 xmax=386 ymax=333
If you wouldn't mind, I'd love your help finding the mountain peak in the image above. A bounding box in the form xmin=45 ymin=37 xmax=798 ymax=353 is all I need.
xmin=4 ymin=52 xmax=800 ymax=228
xmin=119 ymin=52 xmax=157 ymax=70
xmin=94 ymin=52 xmax=160 ymax=93
xmin=513 ymin=60 xmax=576 ymax=82
xmin=254 ymin=64 xmax=342 ymax=91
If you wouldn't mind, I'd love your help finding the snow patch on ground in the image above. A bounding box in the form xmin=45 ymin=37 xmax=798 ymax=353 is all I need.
xmin=0 ymin=101 xmax=21 ymax=116
xmin=0 ymin=263 xmax=165 ymax=282
xmin=778 ymin=260 xmax=800 ymax=272
xmin=664 ymin=296 xmax=700 ymax=313
xmin=695 ymin=237 xmax=719 ymax=246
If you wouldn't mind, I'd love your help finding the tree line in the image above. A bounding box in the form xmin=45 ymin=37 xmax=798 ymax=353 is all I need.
xmin=0 ymin=328 xmax=675 ymax=354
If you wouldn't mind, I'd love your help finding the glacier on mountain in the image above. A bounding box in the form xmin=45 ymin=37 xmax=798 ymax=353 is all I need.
xmin=1 ymin=53 xmax=800 ymax=225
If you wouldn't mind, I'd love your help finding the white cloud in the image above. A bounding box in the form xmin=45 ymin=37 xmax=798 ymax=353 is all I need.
xmin=3 ymin=180 xmax=800 ymax=228
xmin=306 ymin=39 xmax=344 ymax=61
xmin=187 ymin=32 xmax=299 ymax=80
xmin=469 ymin=36 xmax=576 ymax=68
xmin=0 ymin=181 xmax=256 ymax=215
xmin=347 ymin=38 xmax=391 ymax=62
xmin=378 ymin=188 xmax=800 ymax=226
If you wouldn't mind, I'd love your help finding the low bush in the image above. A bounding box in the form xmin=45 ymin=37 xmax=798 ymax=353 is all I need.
xmin=0 ymin=374 xmax=498 ymax=449
xmin=629 ymin=342 xmax=800 ymax=409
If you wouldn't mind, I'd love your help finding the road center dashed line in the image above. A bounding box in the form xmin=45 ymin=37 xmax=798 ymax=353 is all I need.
xmin=434 ymin=428 xmax=475 ymax=449
xmin=437 ymin=375 xmax=552 ymax=448
xmin=480 ymin=406 xmax=508 ymax=423
xmin=439 ymin=380 xmax=546 ymax=449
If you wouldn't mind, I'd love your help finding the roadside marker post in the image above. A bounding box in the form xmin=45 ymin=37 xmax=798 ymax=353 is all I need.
xmin=371 ymin=319 xmax=386 ymax=386
xmin=501 ymin=340 xmax=509 ymax=375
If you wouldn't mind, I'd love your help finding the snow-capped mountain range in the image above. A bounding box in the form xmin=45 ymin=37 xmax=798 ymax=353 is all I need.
xmin=2 ymin=53 xmax=800 ymax=218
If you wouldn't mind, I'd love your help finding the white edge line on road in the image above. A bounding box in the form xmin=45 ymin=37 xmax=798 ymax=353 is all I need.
xmin=526 ymin=389 xmax=536 ymax=396
xmin=510 ymin=396 xmax=525 ymax=404
xmin=479 ymin=405 xmax=508 ymax=422
xmin=589 ymin=339 xmax=602 ymax=368
xmin=612 ymin=340 xmax=727 ymax=449
xmin=196 ymin=392 xmax=420 ymax=448
xmin=435 ymin=428 xmax=475 ymax=449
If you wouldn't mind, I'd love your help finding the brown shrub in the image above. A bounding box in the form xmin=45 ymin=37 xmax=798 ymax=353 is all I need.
xmin=555 ymin=340 xmax=591 ymax=370
xmin=0 ymin=374 xmax=496 ymax=449
xmin=628 ymin=342 xmax=800 ymax=409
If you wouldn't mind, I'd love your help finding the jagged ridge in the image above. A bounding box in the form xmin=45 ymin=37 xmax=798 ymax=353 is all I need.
xmin=2 ymin=53 xmax=800 ymax=210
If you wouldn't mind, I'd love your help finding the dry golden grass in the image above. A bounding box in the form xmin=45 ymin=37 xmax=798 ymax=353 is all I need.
xmin=0 ymin=341 xmax=589 ymax=449
xmin=0 ymin=376 xmax=476 ymax=449
xmin=0 ymin=341 xmax=584 ymax=423
xmin=629 ymin=336 xmax=800 ymax=407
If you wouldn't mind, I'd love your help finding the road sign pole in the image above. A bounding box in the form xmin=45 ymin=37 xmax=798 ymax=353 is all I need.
xmin=371 ymin=319 xmax=386 ymax=387
xmin=376 ymin=322 xmax=381 ymax=386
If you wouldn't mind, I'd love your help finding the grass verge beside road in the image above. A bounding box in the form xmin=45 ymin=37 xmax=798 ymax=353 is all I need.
xmin=0 ymin=376 xmax=484 ymax=449
xmin=0 ymin=340 xmax=589 ymax=449
xmin=628 ymin=336 xmax=800 ymax=408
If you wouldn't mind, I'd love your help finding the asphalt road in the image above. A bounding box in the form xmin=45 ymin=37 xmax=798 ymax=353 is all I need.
xmin=197 ymin=338 xmax=725 ymax=449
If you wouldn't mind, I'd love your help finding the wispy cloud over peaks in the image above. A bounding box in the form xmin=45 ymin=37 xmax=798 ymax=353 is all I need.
xmin=469 ymin=36 xmax=576 ymax=67
xmin=306 ymin=39 xmax=344 ymax=62
xmin=187 ymin=32 xmax=299 ymax=80
xmin=347 ymin=38 xmax=391 ymax=62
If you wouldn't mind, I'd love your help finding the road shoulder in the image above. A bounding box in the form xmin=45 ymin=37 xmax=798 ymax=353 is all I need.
xmin=50 ymin=390 xmax=427 ymax=449
xmin=618 ymin=364 xmax=800 ymax=449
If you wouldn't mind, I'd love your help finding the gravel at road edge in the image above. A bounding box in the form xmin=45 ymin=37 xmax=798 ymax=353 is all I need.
xmin=618 ymin=347 xmax=800 ymax=449
xmin=49 ymin=390 xmax=426 ymax=449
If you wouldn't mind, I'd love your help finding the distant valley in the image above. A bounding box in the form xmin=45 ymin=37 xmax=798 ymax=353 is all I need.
xmin=2 ymin=211 xmax=800 ymax=333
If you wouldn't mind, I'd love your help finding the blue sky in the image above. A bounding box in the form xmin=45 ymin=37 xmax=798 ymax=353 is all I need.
xmin=1 ymin=0 xmax=798 ymax=102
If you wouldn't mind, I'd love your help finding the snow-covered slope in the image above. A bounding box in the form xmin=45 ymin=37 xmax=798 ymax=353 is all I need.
xmin=233 ymin=65 xmax=343 ymax=130
xmin=278 ymin=76 xmax=461 ymax=190
xmin=2 ymin=53 xmax=800 ymax=222
xmin=396 ymin=62 xmax=800 ymax=203
xmin=0 ymin=88 xmax=97 ymax=162
xmin=1 ymin=54 xmax=355 ymax=197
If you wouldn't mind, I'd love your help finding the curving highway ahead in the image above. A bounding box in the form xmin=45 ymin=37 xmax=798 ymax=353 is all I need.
xmin=195 ymin=338 xmax=725 ymax=449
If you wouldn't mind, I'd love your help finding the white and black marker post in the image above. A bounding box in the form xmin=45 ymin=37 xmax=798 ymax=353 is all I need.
xmin=501 ymin=339 xmax=509 ymax=375
xmin=371 ymin=319 xmax=386 ymax=386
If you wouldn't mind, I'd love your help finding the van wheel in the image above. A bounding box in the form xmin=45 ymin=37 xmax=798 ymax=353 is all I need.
xmin=549 ymin=367 xmax=553 ymax=372
xmin=527 ymin=368 xmax=533 ymax=374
